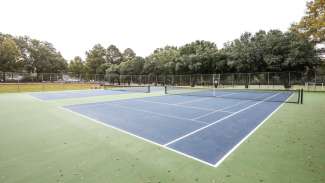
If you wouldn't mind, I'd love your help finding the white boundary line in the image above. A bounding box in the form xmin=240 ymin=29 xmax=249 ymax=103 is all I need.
xmin=163 ymin=93 xmax=281 ymax=146
xmin=28 ymin=88 xmax=143 ymax=101
xmin=191 ymin=92 xmax=275 ymax=120
xmin=191 ymin=101 xmax=248 ymax=120
xmin=59 ymin=106 xmax=216 ymax=167
xmin=58 ymin=91 xmax=293 ymax=168
xmin=175 ymin=97 xmax=211 ymax=105
xmin=104 ymin=102 xmax=209 ymax=125
xmin=135 ymin=99 xmax=214 ymax=112
xmin=29 ymin=94 xmax=46 ymax=102
xmin=174 ymin=92 xmax=238 ymax=105
xmin=213 ymin=92 xmax=295 ymax=167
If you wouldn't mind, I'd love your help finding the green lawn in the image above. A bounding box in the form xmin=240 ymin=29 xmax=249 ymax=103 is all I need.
xmin=0 ymin=92 xmax=324 ymax=183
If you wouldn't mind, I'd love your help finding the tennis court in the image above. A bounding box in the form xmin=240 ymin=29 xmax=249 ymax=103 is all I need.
xmin=30 ymin=85 xmax=153 ymax=100
xmin=63 ymin=87 xmax=301 ymax=166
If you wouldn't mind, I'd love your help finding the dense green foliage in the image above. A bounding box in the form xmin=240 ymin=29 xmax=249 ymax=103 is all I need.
xmin=0 ymin=30 xmax=320 ymax=77
xmin=77 ymin=30 xmax=319 ymax=76
xmin=0 ymin=33 xmax=67 ymax=73
xmin=0 ymin=36 xmax=22 ymax=72
xmin=291 ymin=0 xmax=325 ymax=44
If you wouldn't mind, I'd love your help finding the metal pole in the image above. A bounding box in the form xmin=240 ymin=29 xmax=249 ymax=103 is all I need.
xmin=289 ymin=71 xmax=291 ymax=87
xmin=248 ymin=73 xmax=251 ymax=87
xmin=267 ymin=72 xmax=269 ymax=88
xmin=17 ymin=79 xmax=20 ymax=92
xmin=314 ymin=71 xmax=317 ymax=90
xmin=164 ymin=75 xmax=166 ymax=86
xmin=232 ymin=74 xmax=234 ymax=88
xmin=179 ymin=75 xmax=182 ymax=86
xmin=212 ymin=74 xmax=215 ymax=87
xmin=212 ymin=74 xmax=216 ymax=96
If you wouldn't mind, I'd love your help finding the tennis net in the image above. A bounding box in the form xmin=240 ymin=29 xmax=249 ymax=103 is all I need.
xmin=103 ymin=84 xmax=150 ymax=93
xmin=165 ymin=86 xmax=303 ymax=104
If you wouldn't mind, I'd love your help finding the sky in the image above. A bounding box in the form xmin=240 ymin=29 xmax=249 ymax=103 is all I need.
xmin=0 ymin=0 xmax=308 ymax=60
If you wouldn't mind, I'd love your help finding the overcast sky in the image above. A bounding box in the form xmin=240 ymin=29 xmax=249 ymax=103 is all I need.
xmin=1 ymin=0 xmax=308 ymax=60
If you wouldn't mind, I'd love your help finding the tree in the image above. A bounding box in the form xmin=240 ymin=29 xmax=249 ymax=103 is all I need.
xmin=179 ymin=40 xmax=219 ymax=74
xmin=106 ymin=45 xmax=122 ymax=64
xmin=291 ymin=0 xmax=325 ymax=43
xmin=85 ymin=44 xmax=106 ymax=74
xmin=69 ymin=56 xmax=85 ymax=74
xmin=14 ymin=36 xmax=34 ymax=72
xmin=122 ymin=48 xmax=136 ymax=61
xmin=144 ymin=46 xmax=180 ymax=75
xmin=0 ymin=36 xmax=22 ymax=73
xmin=119 ymin=56 xmax=145 ymax=75
xmin=26 ymin=39 xmax=67 ymax=73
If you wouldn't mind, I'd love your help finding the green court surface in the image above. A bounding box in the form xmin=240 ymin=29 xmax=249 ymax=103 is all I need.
xmin=0 ymin=91 xmax=324 ymax=183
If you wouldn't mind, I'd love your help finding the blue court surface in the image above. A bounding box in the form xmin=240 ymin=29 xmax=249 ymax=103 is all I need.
xmin=30 ymin=86 xmax=164 ymax=100
xmin=30 ymin=90 xmax=128 ymax=100
xmin=64 ymin=91 xmax=292 ymax=167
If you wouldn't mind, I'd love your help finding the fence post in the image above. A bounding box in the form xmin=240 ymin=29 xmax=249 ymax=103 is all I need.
xmin=212 ymin=74 xmax=215 ymax=88
xmin=267 ymin=72 xmax=270 ymax=88
xmin=289 ymin=71 xmax=291 ymax=87
xmin=17 ymin=79 xmax=20 ymax=92
xmin=315 ymin=70 xmax=317 ymax=88
xmin=248 ymin=73 xmax=251 ymax=87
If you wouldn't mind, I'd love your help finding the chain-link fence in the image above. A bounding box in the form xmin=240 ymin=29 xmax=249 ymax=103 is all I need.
xmin=1 ymin=71 xmax=325 ymax=91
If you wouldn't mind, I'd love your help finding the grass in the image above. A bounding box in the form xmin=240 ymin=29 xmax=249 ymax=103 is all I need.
xmin=0 ymin=91 xmax=324 ymax=183
xmin=0 ymin=83 xmax=101 ymax=93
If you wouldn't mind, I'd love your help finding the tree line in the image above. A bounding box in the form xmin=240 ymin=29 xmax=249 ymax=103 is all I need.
xmin=0 ymin=34 xmax=67 ymax=73
xmin=1 ymin=0 xmax=323 ymax=77
xmin=70 ymin=29 xmax=321 ymax=76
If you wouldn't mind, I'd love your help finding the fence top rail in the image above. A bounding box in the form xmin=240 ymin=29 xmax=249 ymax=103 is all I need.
xmin=1 ymin=70 xmax=325 ymax=77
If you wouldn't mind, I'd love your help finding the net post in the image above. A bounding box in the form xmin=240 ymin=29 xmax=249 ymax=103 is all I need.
xmin=147 ymin=85 xmax=150 ymax=93
xmin=164 ymin=86 xmax=168 ymax=94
